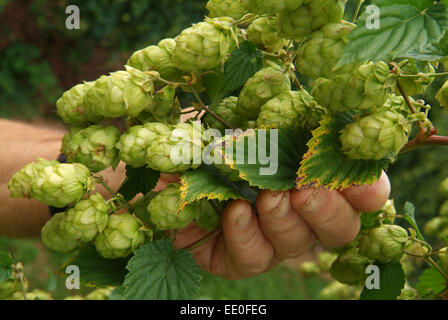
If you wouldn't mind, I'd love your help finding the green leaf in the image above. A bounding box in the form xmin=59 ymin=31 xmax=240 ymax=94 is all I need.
xmin=0 ymin=251 xmax=13 ymax=283
xmin=118 ymin=165 xmax=160 ymax=201
xmin=123 ymin=239 xmax=202 ymax=300
xmin=361 ymin=211 xmax=382 ymax=231
xmin=338 ymin=1 xmax=448 ymax=65
xmin=417 ymin=265 xmax=448 ymax=296
xmin=109 ymin=286 xmax=125 ymax=300
xmin=221 ymin=127 xmax=311 ymax=191
xmin=222 ymin=41 xmax=263 ymax=93
xmin=403 ymin=202 xmax=425 ymax=241
xmin=203 ymin=70 xmax=225 ymax=109
xmin=360 ymin=262 xmax=405 ymax=300
xmin=297 ymin=115 xmax=389 ymax=190
xmin=180 ymin=165 xmax=257 ymax=209
xmin=67 ymin=245 xmax=129 ymax=287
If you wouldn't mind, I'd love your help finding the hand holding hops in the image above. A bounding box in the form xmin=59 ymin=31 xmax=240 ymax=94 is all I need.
xmin=62 ymin=194 xmax=109 ymax=242
xmin=8 ymin=159 xmax=94 ymax=208
xmin=246 ymin=17 xmax=288 ymax=53
xmin=61 ymin=125 xmax=121 ymax=173
xmin=206 ymin=0 xmax=248 ymax=19
xmin=237 ymin=66 xmax=291 ymax=121
xmin=95 ymin=213 xmax=144 ymax=259
xmin=146 ymin=183 xmax=194 ymax=230
xmin=173 ymin=18 xmax=235 ymax=72
xmin=339 ymin=107 xmax=411 ymax=160
xmin=359 ymin=225 xmax=409 ymax=263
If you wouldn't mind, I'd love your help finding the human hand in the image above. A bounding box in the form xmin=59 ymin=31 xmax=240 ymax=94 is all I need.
xmin=173 ymin=172 xmax=391 ymax=280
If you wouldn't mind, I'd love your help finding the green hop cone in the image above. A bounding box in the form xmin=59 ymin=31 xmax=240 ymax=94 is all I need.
xmin=145 ymin=86 xmax=181 ymax=124
xmin=146 ymin=183 xmax=194 ymax=230
xmin=85 ymin=287 xmax=114 ymax=300
xmin=116 ymin=123 xmax=172 ymax=168
xmin=424 ymin=217 xmax=448 ymax=236
xmin=56 ymin=82 xmax=104 ymax=125
xmin=205 ymin=96 xmax=239 ymax=133
xmin=146 ymin=122 xmax=203 ymax=173
xmin=379 ymin=199 xmax=397 ymax=224
xmin=439 ymin=247 xmax=448 ymax=272
xmin=85 ymin=71 xmax=130 ymax=118
xmin=173 ymin=18 xmax=235 ymax=72
xmin=206 ymin=0 xmax=248 ymax=19
xmin=330 ymin=248 xmax=371 ymax=285
xmin=436 ymin=80 xmax=448 ymax=109
xmin=257 ymin=90 xmax=324 ymax=130
xmin=440 ymin=200 xmax=448 ymax=217
xmin=0 ymin=279 xmax=20 ymax=300
xmin=61 ymin=125 xmax=121 ymax=173
xmin=440 ymin=177 xmax=448 ymax=195
xmin=296 ymin=22 xmax=354 ymax=79
xmin=241 ymin=0 xmax=303 ymax=14
xmin=237 ymin=66 xmax=291 ymax=121
xmin=277 ymin=0 xmax=346 ymax=41
xmin=312 ymin=61 xmax=396 ymax=113
xmin=62 ymin=193 xmax=109 ymax=242
xmin=193 ymin=199 xmax=222 ymax=231
xmin=246 ymin=17 xmax=288 ymax=53
xmin=358 ymin=225 xmax=409 ymax=263
xmin=320 ymin=281 xmax=360 ymax=300
xmin=31 ymin=162 xmax=94 ymax=208
xmin=396 ymin=60 xmax=435 ymax=96
xmin=8 ymin=158 xmax=58 ymax=199
xmin=317 ymin=251 xmax=338 ymax=272
xmin=12 ymin=289 xmax=53 ymax=300
xmin=94 ymin=213 xmax=144 ymax=259
xmin=127 ymin=38 xmax=182 ymax=81
xmin=339 ymin=107 xmax=411 ymax=160
xmin=41 ymin=213 xmax=79 ymax=253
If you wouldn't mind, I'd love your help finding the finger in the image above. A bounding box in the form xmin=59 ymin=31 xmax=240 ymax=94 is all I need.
xmin=340 ymin=171 xmax=391 ymax=213
xmin=256 ymin=190 xmax=316 ymax=260
xmin=214 ymin=200 xmax=274 ymax=279
xmin=290 ymin=188 xmax=361 ymax=248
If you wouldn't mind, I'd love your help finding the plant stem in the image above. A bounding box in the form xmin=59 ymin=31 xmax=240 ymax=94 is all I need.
xmin=396 ymin=80 xmax=418 ymax=114
xmin=400 ymin=135 xmax=448 ymax=153
xmin=352 ymin=0 xmax=365 ymax=22
xmin=190 ymin=87 xmax=236 ymax=129
xmin=427 ymin=256 xmax=448 ymax=282
xmin=181 ymin=228 xmax=222 ymax=252
xmin=94 ymin=176 xmax=135 ymax=214
xmin=398 ymin=72 xmax=448 ymax=79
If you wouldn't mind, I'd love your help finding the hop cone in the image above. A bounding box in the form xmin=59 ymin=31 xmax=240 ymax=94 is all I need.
xmin=246 ymin=17 xmax=288 ymax=52
xmin=206 ymin=0 xmax=248 ymax=19
xmin=257 ymin=90 xmax=324 ymax=130
xmin=396 ymin=60 xmax=435 ymax=96
xmin=379 ymin=199 xmax=397 ymax=225
xmin=436 ymin=80 xmax=448 ymax=109
xmin=320 ymin=281 xmax=359 ymax=300
xmin=9 ymin=159 xmax=94 ymax=208
xmin=277 ymin=0 xmax=346 ymax=41
xmin=241 ymin=0 xmax=303 ymax=14
xmin=62 ymin=193 xmax=109 ymax=242
xmin=173 ymin=18 xmax=234 ymax=72
xmin=312 ymin=61 xmax=395 ymax=113
xmin=424 ymin=217 xmax=448 ymax=236
xmin=359 ymin=225 xmax=409 ymax=263
xmin=317 ymin=251 xmax=338 ymax=272
xmin=205 ymin=96 xmax=239 ymax=133
xmin=8 ymin=158 xmax=58 ymax=199
xmin=439 ymin=248 xmax=448 ymax=272
xmin=146 ymin=122 xmax=203 ymax=173
xmin=296 ymin=22 xmax=354 ymax=79
xmin=330 ymin=248 xmax=371 ymax=285
xmin=61 ymin=125 xmax=121 ymax=173
xmin=339 ymin=107 xmax=411 ymax=160
xmin=127 ymin=38 xmax=182 ymax=81
xmin=41 ymin=213 xmax=79 ymax=253
xmin=146 ymin=183 xmax=194 ymax=230
xmin=116 ymin=123 xmax=172 ymax=168
xmin=237 ymin=66 xmax=291 ymax=121
xmin=94 ymin=213 xmax=144 ymax=259
xmin=193 ymin=199 xmax=222 ymax=231
xmin=56 ymin=82 xmax=103 ymax=125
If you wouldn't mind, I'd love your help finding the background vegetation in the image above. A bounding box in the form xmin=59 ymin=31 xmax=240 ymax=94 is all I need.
xmin=1 ymin=0 xmax=447 ymax=299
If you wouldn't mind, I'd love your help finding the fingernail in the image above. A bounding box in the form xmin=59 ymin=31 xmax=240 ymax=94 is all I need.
xmin=300 ymin=188 xmax=326 ymax=215
xmin=236 ymin=208 xmax=252 ymax=230
xmin=270 ymin=191 xmax=290 ymax=219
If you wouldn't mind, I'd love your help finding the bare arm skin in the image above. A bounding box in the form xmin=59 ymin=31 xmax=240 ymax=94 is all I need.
xmin=0 ymin=119 xmax=391 ymax=280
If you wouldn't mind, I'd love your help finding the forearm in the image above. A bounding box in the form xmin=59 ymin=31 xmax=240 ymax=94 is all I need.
xmin=0 ymin=120 xmax=126 ymax=238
